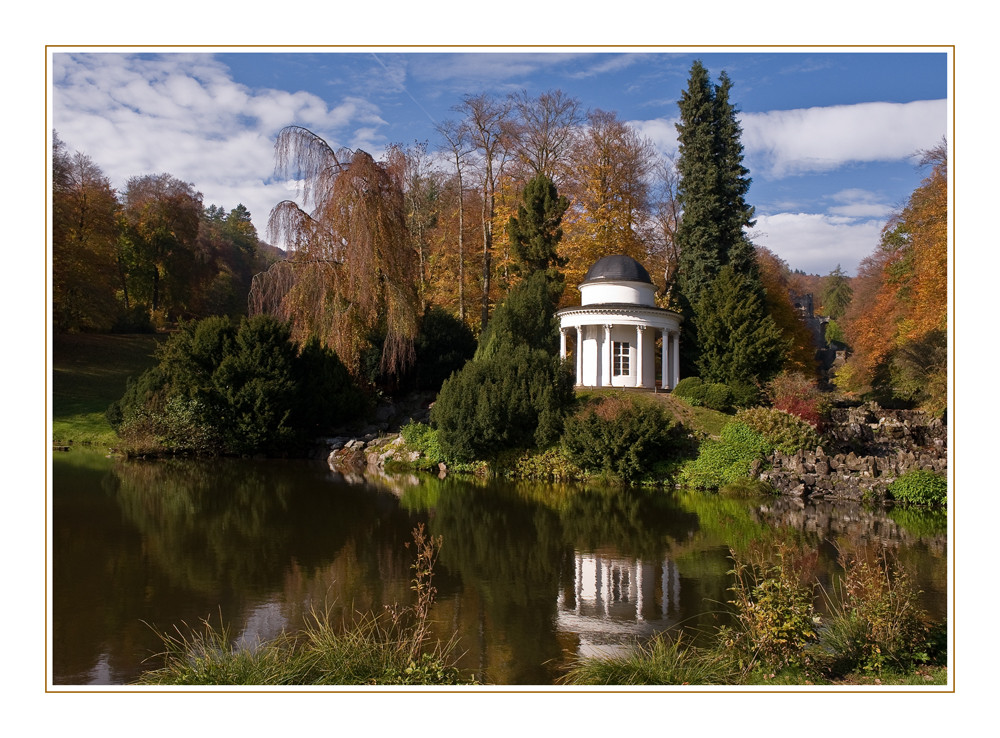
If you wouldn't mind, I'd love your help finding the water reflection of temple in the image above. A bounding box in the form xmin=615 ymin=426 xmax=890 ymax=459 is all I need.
xmin=556 ymin=551 xmax=682 ymax=658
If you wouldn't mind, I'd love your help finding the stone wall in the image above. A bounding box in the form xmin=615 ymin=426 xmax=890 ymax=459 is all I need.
xmin=756 ymin=403 xmax=947 ymax=501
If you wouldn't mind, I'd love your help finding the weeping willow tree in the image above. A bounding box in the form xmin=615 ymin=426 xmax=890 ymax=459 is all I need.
xmin=249 ymin=126 xmax=419 ymax=378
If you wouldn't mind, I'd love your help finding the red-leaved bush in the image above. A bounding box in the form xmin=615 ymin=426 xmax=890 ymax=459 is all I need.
xmin=766 ymin=372 xmax=827 ymax=428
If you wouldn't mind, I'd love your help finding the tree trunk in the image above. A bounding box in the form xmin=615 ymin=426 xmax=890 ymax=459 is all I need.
xmin=480 ymin=193 xmax=492 ymax=330
xmin=457 ymin=180 xmax=465 ymax=322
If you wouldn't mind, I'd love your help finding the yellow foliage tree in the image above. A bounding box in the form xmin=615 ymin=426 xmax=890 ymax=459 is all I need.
xmin=559 ymin=109 xmax=656 ymax=304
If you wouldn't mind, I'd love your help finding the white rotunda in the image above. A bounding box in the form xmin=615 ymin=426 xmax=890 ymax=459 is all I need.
xmin=556 ymin=255 xmax=682 ymax=389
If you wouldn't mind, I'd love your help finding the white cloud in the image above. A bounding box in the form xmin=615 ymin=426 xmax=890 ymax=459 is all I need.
xmin=741 ymin=100 xmax=946 ymax=177
xmin=826 ymin=188 xmax=895 ymax=219
xmin=752 ymin=212 xmax=885 ymax=275
xmin=569 ymin=53 xmax=645 ymax=78
xmin=51 ymin=53 xmax=388 ymax=239
xmin=633 ymin=99 xmax=946 ymax=178
xmin=413 ymin=53 xmax=574 ymax=86
xmin=630 ymin=117 xmax=679 ymax=158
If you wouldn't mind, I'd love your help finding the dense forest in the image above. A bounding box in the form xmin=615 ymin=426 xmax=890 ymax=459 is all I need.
xmin=52 ymin=61 xmax=948 ymax=423
xmin=52 ymin=131 xmax=281 ymax=334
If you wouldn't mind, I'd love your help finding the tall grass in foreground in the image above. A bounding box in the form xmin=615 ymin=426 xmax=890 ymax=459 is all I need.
xmin=136 ymin=525 xmax=475 ymax=686
xmin=559 ymin=634 xmax=740 ymax=686
xmin=562 ymin=543 xmax=947 ymax=686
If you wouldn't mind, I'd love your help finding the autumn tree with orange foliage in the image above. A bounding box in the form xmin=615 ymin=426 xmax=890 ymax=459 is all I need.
xmin=250 ymin=128 xmax=419 ymax=379
xmin=52 ymin=133 xmax=120 ymax=331
xmin=838 ymin=141 xmax=947 ymax=414
xmin=756 ymin=246 xmax=819 ymax=376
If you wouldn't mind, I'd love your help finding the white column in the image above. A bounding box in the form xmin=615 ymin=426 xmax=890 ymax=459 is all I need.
xmin=671 ymin=331 xmax=680 ymax=389
xmin=575 ymin=326 xmax=583 ymax=386
xmin=661 ymin=329 xmax=668 ymax=390
xmin=635 ymin=325 xmax=644 ymax=388
xmin=559 ymin=327 xmax=567 ymax=361
xmin=604 ymin=324 xmax=613 ymax=387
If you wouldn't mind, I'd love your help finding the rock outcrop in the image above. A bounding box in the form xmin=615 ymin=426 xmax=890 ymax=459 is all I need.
xmin=757 ymin=403 xmax=947 ymax=500
xmin=318 ymin=391 xmax=435 ymax=475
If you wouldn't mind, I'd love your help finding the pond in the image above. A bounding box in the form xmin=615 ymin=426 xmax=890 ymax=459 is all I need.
xmin=50 ymin=449 xmax=948 ymax=686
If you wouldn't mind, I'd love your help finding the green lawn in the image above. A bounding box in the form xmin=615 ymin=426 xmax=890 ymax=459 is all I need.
xmin=52 ymin=333 xmax=164 ymax=446
xmin=574 ymin=387 xmax=731 ymax=438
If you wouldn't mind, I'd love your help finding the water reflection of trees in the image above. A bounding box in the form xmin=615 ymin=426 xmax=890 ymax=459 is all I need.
xmin=425 ymin=479 xmax=569 ymax=684
xmin=55 ymin=453 xmax=428 ymax=684
xmin=54 ymin=454 xmax=948 ymax=685
xmin=558 ymin=486 xmax=697 ymax=559
xmin=672 ymin=490 xmax=948 ymax=621
xmin=109 ymin=457 xmax=390 ymax=593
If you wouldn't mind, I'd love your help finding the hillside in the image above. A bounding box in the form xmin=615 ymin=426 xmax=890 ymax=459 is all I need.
xmin=52 ymin=333 xmax=164 ymax=446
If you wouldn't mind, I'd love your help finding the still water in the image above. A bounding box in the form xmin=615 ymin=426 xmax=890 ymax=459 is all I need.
xmin=51 ymin=449 xmax=947 ymax=686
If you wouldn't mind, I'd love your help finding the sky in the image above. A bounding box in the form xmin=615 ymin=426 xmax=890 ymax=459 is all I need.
xmin=49 ymin=48 xmax=948 ymax=277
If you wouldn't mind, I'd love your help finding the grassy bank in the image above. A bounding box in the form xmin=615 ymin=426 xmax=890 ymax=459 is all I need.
xmin=573 ymin=388 xmax=730 ymax=438
xmin=52 ymin=333 xmax=164 ymax=446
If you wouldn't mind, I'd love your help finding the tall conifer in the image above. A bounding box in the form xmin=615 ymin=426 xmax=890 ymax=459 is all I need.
xmin=713 ymin=72 xmax=758 ymax=280
xmin=694 ymin=266 xmax=787 ymax=385
xmin=674 ymin=61 xmax=778 ymax=380
xmin=675 ymin=61 xmax=721 ymax=307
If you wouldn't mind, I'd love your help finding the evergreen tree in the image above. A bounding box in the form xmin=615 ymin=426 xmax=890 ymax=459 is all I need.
xmin=675 ymin=60 xmax=721 ymax=308
xmin=432 ymin=176 xmax=575 ymax=461
xmin=506 ymin=173 xmax=569 ymax=276
xmin=694 ymin=266 xmax=788 ymax=385
xmin=475 ymin=270 xmax=562 ymax=362
xmin=674 ymin=61 xmax=774 ymax=377
xmin=713 ymin=72 xmax=758 ymax=280
xmin=476 ymin=173 xmax=569 ymax=361
xmin=819 ymin=264 xmax=853 ymax=319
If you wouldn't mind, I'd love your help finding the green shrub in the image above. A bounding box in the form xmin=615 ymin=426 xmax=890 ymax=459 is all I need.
xmin=678 ymin=421 xmax=773 ymax=490
xmin=413 ymin=306 xmax=477 ymax=392
xmin=888 ymin=470 xmax=947 ymax=507
xmin=673 ymin=376 xmax=755 ymax=412
xmin=291 ymin=336 xmax=368 ymax=434
xmin=431 ymin=344 xmax=574 ymax=462
xmin=735 ymin=407 xmax=821 ymax=454
xmin=211 ymin=316 xmax=300 ymax=454
xmin=672 ymin=376 xmax=706 ymax=403
xmin=400 ymin=421 xmax=447 ymax=467
xmin=507 ymin=447 xmax=585 ymax=481
xmin=728 ymin=380 xmax=762 ymax=409
xmin=109 ymin=315 xmax=366 ymax=456
xmin=701 ymin=383 xmax=733 ymax=412
xmin=561 ymin=395 xmax=680 ymax=481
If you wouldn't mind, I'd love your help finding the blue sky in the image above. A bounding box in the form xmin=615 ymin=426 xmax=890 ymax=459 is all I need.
xmin=50 ymin=49 xmax=948 ymax=276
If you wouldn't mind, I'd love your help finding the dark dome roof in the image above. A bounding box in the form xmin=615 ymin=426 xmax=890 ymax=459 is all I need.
xmin=583 ymin=255 xmax=653 ymax=284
